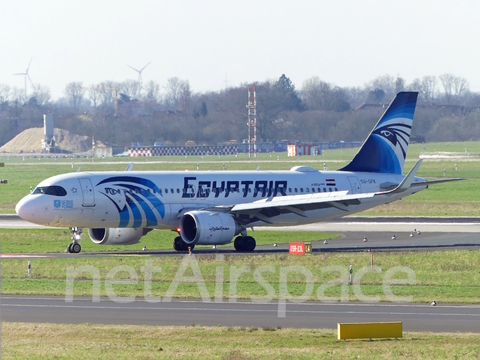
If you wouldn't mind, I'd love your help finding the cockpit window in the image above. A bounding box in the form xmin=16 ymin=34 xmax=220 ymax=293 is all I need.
xmin=32 ymin=186 xmax=67 ymax=196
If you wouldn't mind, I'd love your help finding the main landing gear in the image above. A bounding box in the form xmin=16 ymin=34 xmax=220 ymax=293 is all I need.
xmin=234 ymin=236 xmax=256 ymax=252
xmin=173 ymin=236 xmax=195 ymax=252
xmin=66 ymin=227 xmax=82 ymax=254
xmin=171 ymin=234 xmax=256 ymax=252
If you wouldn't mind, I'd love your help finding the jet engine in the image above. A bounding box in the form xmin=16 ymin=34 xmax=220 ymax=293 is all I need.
xmin=88 ymin=228 xmax=150 ymax=245
xmin=179 ymin=211 xmax=240 ymax=245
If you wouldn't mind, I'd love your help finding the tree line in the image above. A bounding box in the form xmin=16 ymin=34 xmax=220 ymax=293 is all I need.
xmin=1 ymin=73 xmax=480 ymax=149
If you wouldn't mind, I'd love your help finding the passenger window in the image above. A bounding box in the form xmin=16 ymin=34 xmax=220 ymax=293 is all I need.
xmin=165 ymin=189 xmax=168 ymax=194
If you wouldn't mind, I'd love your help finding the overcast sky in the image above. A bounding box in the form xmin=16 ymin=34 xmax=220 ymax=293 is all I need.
xmin=1 ymin=0 xmax=480 ymax=100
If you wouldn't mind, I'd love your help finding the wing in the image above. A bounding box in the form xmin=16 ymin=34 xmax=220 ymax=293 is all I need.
xmin=226 ymin=191 xmax=376 ymax=225
xmin=212 ymin=159 xmax=424 ymax=226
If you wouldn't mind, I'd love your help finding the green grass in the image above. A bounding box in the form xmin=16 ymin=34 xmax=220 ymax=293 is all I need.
xmin=359 ymin=180 xmax=480 ymax=216
xmin=0 ymin=229 xmax=337 ymax=253
xmin=3 ymin=250 xmax=480 ymax=304
xmin=3 ymin=323 xmax=480 ymax=359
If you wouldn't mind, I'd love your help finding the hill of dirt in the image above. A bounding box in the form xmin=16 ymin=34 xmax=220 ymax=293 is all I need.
xmin=0 ymin=128 xmax=92 ymax=154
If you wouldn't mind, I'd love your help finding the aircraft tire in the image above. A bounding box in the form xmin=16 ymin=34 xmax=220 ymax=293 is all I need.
xmin=234 ymin=236 xmax=244 ymax=251
xmin=67 ymin=243 xmax=74 ymax=253
xmin=72 ymin=243 xmax=81 ymax=253
xmin=173 ymin=236 xmax=194 ymax=252
xmin=244 ymin=236 xmax=256 ymax=252
xmin=173 ymin=236 xmax=184 ymax=252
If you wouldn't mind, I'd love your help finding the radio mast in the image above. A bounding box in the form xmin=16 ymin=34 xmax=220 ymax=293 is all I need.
xmin=246 ymin=87 xmax=257 ymax=158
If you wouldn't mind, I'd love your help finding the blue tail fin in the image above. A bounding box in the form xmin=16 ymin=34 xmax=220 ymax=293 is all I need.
xmin=340 ymin=91 xmax=418 ymax=174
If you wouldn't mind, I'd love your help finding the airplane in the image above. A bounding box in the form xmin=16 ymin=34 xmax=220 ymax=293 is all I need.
xmin=15 ymin=92 xmax=461 ymax=253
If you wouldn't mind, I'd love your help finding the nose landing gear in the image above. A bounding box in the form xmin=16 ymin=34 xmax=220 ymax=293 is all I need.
xmin=66 ymin=227 xmax=83 ymax=254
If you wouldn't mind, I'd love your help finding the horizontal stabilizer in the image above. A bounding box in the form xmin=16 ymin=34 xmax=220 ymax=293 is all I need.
xmin=421 ymin=178 xmax=466 ymax=185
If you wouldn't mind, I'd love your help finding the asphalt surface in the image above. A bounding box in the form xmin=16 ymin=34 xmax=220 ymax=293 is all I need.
xmin=2 ymin=295 xmax=480 ymax=333
xmin=2 ymin=215 xmax=480 ymax=257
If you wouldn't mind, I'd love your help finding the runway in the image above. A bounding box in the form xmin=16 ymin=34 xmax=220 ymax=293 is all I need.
xmin=2 ymin=295 xmax=480 ymax=333
xmin=1 ymin=215 xmax=480 ymax=257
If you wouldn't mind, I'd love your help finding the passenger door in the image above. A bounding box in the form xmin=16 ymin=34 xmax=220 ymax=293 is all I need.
xmin=348 ymin=176 xmax=362 ymax=194
xmin=78 ymin=178 xmax=95 ymax=207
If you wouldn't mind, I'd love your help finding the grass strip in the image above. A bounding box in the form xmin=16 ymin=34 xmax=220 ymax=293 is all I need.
xmin=3 ymin=250 xmax=480 ymax=304
xmin=3 ymin=322 xmax=480 ymax=359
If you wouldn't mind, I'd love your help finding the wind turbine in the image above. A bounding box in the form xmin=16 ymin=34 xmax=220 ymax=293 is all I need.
xmin=127 ymin=62 xmax=151 ymax=85
xmin=14 ymin=57 xmax=34 ymax=101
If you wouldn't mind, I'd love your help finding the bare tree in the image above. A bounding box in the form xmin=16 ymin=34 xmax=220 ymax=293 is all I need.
xmin=343 ymin=86 xmax=367 ymax=109
xmin=119 ymin=79 xmax=141 ymax=100
xmin=178 ymin=80 xmax=191 ymax=111
xmin=64 ymin=82 xmax=85 ymax=108
xmin=143 ymin=80 xmax=161 ymax=102
xmin=301 ymin=76 xmax=349 ymax=111
xmin=0 ymin=84 xmax=10 ymax=103
xmin=367 ymin=74 xmax=396 ymax=100
xmin=88 ymin=85 xmax=100 ymax=108
xmin=97 ymin=81 xmax=116 ymax=106
xmin=453 ymin=76 xmax=469 ymax=97
xmin=407 ymin=78 xmax=421 ymax=91
xmin=439 ymin=74 xmax=456 ymax=104
xmin=164 ymin=77 xmax=191 ymax=110
xmin=439 ymin=74 xmax=469 ymax=104
xmin=11 ymin=87 xmax=24 ymax=103
xmin=30 ymin=84 xmax=51 ymax=106
xmin=394 ymin=77 xmax=405 ymax=93
xmin=421 ymin=76 xmax=437 ymax=102
xmin=302 ymin=76 xmax=329 ymax=110
xmin=164 ymin=77 xmax=182 ymax=108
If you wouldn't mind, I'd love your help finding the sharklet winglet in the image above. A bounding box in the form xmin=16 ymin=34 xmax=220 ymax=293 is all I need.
xmin=383 ymin=159 xmax=423 ymax=195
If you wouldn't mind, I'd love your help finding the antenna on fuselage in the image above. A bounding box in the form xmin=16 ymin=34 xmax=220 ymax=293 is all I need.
xmin=76 ymin=167 xmax=81 ymax=172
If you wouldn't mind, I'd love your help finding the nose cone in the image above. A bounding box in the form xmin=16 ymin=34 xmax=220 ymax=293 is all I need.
xmin=16 ymin=195 xmax=38 ymax=223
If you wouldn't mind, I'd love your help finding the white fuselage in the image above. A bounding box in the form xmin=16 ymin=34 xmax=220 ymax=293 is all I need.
xmin=15 ymin=166 xmax=427 ymax=230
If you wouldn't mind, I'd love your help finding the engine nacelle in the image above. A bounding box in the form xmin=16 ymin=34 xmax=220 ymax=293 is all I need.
xmin=180 ymin=211 xmax=240 ymax=245
xmin=88 ymin=228 xmax=148 ymax=245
